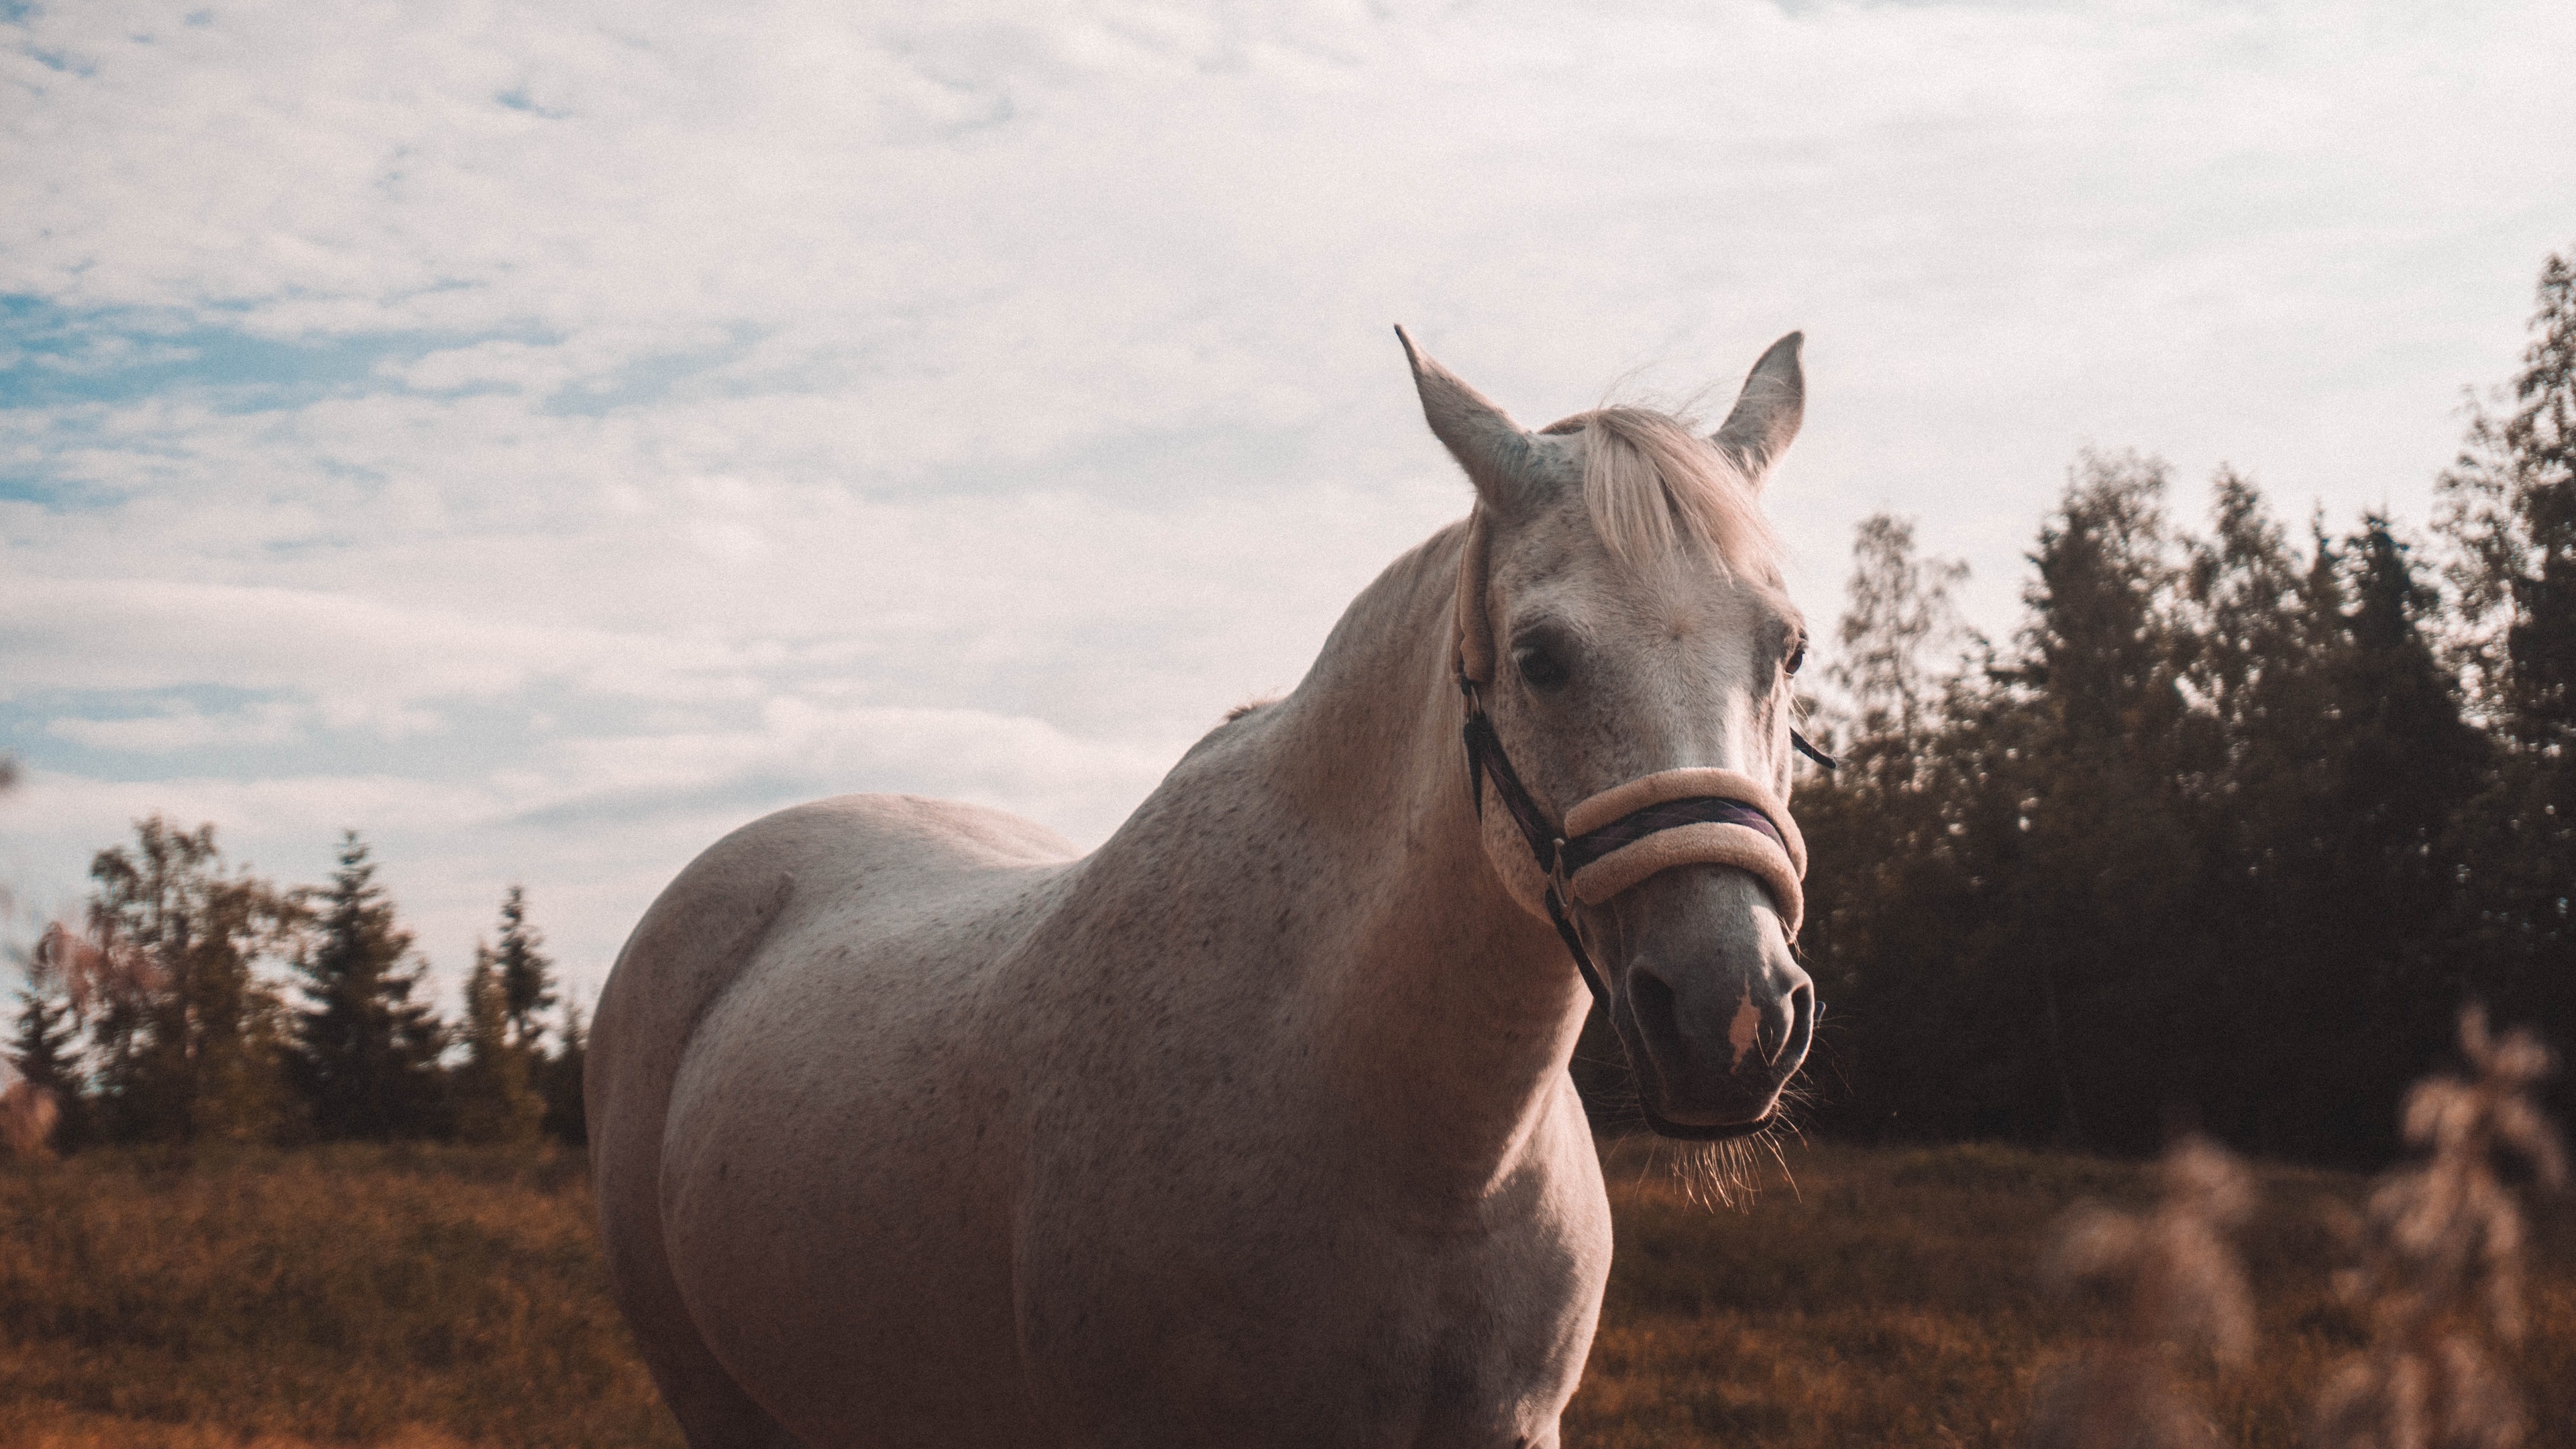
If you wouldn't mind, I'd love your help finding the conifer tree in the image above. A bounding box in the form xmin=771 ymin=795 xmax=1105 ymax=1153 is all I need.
xmin=7 ymin=947 xmax=86 ymax=1152
xmin=449 ymin=947 xmax=542 ymax=1145
xmin=2499 ymin=252 xmax=2576 ymax=741
xmin=2332 ymin=517 xmax=2483 ymax=928
xmin=1795 ymin=513 xmax=1983 ymax=1137
xmin=2005 ymin=452 xmax=2200 ymax=1151
xmin=2435 ymin=242 xmax=2576 ymax=1124
xmin=2174 ymin=482 xmax=2411 ymax=1150
xmin=292 ymin=833 xmax=446 ymax=1140
xmin=2438 ymin=247 xmax=2576 ymax=720
xmin=489 ymin=885 xmax=555 ymax=1053
xmin=2246 ymin=519 xmax=2485 ymax=1158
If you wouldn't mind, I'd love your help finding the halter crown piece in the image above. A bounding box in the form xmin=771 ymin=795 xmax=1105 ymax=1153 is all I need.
xmin=1452 ymin=508 xmax=1818 ymax=1142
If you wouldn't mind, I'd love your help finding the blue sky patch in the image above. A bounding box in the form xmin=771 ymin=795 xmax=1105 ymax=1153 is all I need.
xmin=0 ymin=294 xmax=554 ymax=413
xmin=494 ymin=85 xmax=570 ymax=119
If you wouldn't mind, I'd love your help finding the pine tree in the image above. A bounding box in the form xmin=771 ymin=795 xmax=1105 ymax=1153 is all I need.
xmin=2332 ymin=518 xmax=2483 ymax=932
xmin=449 ymin=947 xmax=542 ymax=1146
xmin=292 ymin=833 xmax=446 ymax=1141
xmin=2182 ymin=472 xmax=2321 ymax=761
xmin=2006 ymin=452 xmax=2201 ymax=1152
xmin=78 ymin=818 xmax=296 ymax=1146
xmin=2500 ymin=251 xmax=2576 ymax=742
xmin=2176 ymin=478 xmax=2345 ymax=905
xmin=2167 ymin=480 xmax=2410 ymax=1157
xmin=2244 ymin=519 xmax=2485 ymax=1159
xmin=489 ymin=886 xmax=555 ymax=1053
xmin=1796 ymin=513 xmax=1984 ymax=1139
xmin=7 ymin=945 xmax=85 ymax=1152
xmin=2434 ymin=242 xmax=2576 ymax=1126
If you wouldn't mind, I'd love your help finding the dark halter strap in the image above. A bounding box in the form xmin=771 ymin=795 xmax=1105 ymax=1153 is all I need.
xmin=1458 ymin=668 xmax=1827 ymax=1142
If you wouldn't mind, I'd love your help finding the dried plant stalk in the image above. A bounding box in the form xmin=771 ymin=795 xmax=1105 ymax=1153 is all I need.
xmin=2312 ymin=1006 xmax=2567 ymax=1449
xmin=2026 ymin=1136 xmax=2256 ymax=1449
xmin=0 ymin=1078 xmax=60 ymax=1159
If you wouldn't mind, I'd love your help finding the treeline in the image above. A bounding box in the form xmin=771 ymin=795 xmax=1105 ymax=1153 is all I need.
xmin=1797 ymin=243 xmax=2576 ymax=1165
xmin=5 ymin=821 xmax=584 ymax=1154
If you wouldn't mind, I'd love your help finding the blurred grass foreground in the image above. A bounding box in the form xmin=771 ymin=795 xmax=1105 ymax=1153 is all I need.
xmin=0 ymin=1141 xmax=2566 ymax=1448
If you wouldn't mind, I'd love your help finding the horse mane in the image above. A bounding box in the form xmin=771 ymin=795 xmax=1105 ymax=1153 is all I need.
xmin=1539 ymin=407 xmax=1780 ymax=582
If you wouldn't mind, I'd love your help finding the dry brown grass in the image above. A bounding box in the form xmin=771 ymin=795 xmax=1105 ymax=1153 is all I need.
xmin=0 ymin=1139 xmax=2563 ymax=1447
xmin=1570 ymin=1139 xmax=2575 ymax=1448
xmin=0 ymin=1145 xmax=680 ymax=1449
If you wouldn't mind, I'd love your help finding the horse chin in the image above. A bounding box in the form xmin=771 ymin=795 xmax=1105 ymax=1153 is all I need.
xmin=1647 ymin=1111 xmax=1775 ymax=1142
xmin=1635 ymin=1079 xmax=1782 ymax=1141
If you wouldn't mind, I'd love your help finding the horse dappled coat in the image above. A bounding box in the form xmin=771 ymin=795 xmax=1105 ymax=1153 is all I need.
xmin=590 ymin=329 xmax=1821 ymax=1448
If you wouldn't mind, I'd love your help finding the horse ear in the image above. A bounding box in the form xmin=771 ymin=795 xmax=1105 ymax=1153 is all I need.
xmin=1711 ymin=331 xmax=1805 ymax=487
xmin=1395 ymin=326 xmax=1540 ymax=514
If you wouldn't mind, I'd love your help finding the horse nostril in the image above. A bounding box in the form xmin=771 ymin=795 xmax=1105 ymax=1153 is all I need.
xmin=1627 ymin=969 xmax=1678 ymax=1038
xmin=1762 ymin=981 xmax=1815 ymax=1069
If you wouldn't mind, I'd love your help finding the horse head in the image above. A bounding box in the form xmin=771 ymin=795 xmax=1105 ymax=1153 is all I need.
xmin=1402 ymin=327 xmax=1817 ymax=1137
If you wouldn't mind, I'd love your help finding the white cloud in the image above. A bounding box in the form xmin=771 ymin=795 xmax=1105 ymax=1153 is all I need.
xmin=0 ymin=690 xmax=1171 ymax=1002
xmin=46 ymin=698 xmax=310 ymax=753
xmin=0 ymin=574 xmax=695 ymax=716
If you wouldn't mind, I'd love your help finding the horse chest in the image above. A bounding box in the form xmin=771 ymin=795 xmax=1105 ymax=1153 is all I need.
xmin=1010 ymin=1107 xmax=1612 ymax=1448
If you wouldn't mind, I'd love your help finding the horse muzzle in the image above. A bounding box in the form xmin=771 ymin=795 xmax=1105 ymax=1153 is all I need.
xmin=1607 ymin=866 xmax=1815 ymax=1134
xmin=1548 ymin=767 xmax=1815 ymax=1136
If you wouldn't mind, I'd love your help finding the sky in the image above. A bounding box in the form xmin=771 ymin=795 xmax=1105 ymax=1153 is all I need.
xmin=4 ymin=0 xmax=2573 ymax=1006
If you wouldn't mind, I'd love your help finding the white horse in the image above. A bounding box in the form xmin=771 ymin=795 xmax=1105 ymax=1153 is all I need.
xmin=589 ymin=329 xmax=1820 ymax=1449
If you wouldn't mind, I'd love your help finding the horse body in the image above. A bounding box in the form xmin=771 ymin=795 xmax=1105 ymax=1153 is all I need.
xmin=597 ymin=528 xmax=1610 ymax=1448
xmin=592 ymin=331 xmax=1816 ymax=1448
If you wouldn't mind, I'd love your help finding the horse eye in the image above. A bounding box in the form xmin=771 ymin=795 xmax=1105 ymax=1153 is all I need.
xmin=1786 ymin=641 xmax=1807 ymax=677
xmin=1513 ymin=640 xmax=1572 ymax=693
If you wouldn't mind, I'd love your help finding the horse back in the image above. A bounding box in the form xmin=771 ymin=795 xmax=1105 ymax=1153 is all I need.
xmin=590 ymin=791 xmax=1073 ymax=1151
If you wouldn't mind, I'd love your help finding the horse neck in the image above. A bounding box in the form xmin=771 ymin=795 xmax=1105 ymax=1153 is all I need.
xmin=1260 ymin=524 xmax=1595 ymax=1195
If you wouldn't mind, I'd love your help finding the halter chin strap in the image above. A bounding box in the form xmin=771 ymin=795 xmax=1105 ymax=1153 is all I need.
xmin=1452 ymin=509 xmax=1819 ymax=1141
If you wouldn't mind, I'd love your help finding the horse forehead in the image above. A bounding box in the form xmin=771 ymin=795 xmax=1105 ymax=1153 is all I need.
xmin=1647 ymin=566 xmax=1792 ymax=637
xmin=1502 ymin=523 xmax=1789 ymax=641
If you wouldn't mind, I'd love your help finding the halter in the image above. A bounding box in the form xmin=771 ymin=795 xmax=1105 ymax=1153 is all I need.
xmin=1454 ymin=511 xmax=1830 ymax=1141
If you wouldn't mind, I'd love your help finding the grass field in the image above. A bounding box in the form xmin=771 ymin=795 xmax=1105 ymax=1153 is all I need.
xmin=0 ymin=1140 xmax=2565 ymax=1448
